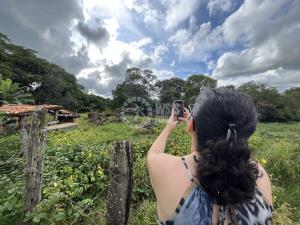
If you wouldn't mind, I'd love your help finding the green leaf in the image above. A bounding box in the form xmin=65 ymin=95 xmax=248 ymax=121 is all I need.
xmin=54 ymin=211 xmax=66 ymax=221
xmin=32 ymin=215 xmax=41 ymax=223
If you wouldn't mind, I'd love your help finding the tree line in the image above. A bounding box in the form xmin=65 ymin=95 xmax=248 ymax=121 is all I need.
xmin=112 ymin=68 xmax=300 ymax=122
xmin=0 ymin=33 xmax=109 ymax=112
xmin=0 ymin=33 xmax=299 ymax=122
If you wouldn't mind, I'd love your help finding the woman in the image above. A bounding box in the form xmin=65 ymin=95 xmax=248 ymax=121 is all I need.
xmin=146 ymin=87 xmax=273 ymax=225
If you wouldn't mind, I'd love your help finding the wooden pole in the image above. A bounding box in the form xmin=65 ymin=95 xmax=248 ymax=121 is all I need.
xmin=107 ymin=141 xmax=133 ymax=225
xmin=23 ymin=107 xmax=48 ymax=217
xmin=0 ymin=121 xmax=3 ymax=134
xmin=54 ymin=110 xmax=58 ymax=122
xmin=19 ymin=115 xmax=28 ymax=158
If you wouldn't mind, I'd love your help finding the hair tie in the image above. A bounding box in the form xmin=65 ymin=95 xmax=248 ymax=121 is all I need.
xmin=226 ymin=122 xmax=237 ymax=141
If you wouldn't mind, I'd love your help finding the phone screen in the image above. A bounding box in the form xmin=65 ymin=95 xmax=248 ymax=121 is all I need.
xmin=173 ymin=100 xmax=184 ymax=120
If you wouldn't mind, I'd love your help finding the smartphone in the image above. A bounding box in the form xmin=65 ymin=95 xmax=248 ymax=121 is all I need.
xmin=173 ymin=100 xmax=184 ymax=120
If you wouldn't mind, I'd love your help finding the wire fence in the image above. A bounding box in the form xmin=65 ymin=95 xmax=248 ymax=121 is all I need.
xmin=0 ymin=125 xmax=136 ymax=224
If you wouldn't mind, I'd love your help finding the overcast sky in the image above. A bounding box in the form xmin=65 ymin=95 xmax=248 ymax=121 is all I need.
xmin=0 ymin=0 xmax=299 ymax=97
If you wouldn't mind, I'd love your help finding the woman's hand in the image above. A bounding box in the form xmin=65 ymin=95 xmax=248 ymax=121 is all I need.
xmin=166 ymin=105 xmax=180 ymax=130
xmin=178 ymin=107 xmax=191 ymax=123
xmin=178 ymin=107 xmax=195 ymax=135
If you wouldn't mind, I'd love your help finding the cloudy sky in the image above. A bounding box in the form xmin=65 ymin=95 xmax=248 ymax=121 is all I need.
xmin=1 ymin=0 xmax=299 ymax=97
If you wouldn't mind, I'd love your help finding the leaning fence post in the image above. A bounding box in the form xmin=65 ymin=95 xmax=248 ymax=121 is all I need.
xmin=107 ymin=140 xmax=133 ymax=225
xmin=23 ymin=107 xmax=48 ymax=218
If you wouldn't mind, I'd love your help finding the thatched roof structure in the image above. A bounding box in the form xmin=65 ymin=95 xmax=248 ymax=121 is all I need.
xmin=0 ymin=104 xmax=62 ymax=116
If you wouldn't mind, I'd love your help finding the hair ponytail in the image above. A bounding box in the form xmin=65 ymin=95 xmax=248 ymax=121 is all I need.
xmin=195 ymin=138 xmax=259 ymax=205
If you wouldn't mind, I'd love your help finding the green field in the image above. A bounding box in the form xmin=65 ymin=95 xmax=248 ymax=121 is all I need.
xmin=0 ymin=116 xmax=299 ymax=224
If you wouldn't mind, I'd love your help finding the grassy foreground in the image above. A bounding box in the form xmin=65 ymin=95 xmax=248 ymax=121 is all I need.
xmin=0 ymin=116 xmax=299 ymax=224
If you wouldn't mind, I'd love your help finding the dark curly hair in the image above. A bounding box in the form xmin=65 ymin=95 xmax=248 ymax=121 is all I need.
xmin=192 ymin=87 xmax=259 ymax=206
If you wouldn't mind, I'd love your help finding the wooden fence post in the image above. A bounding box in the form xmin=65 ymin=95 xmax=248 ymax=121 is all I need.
xmin=19 ymin=115 xmax=29 ymax=158
xmin=23 ymin=107 xmax=48 ymax=217
xmin=107 ymin=141 xmax=133 ymax=225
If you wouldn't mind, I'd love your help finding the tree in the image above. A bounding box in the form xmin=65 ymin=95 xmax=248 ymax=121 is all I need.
xmin=0 ymin=77 xmax=33 ymax=105
xmin=155 ymin=77 xmax=185 ymax=103
xmin=238 ymin=81 xmax=291 ymax=122
xmin=184 ymin=74 xmax=217 ymax=104
xmin=0 ymin=32 xmax=110 ymax=111
xmin=79 ymin=94 xmax=111 ymax=112
xmin=283 ymin=87 xmax=300 ymax=121
xmin=112 ymin=68 xmax=157 ymax=109
xmin=125 ymin=68 xmax=157 ymax=94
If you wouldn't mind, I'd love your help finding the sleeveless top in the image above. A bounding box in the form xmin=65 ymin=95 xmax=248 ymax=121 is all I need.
xmin=157 ymin=157 xmax=273 ymax=225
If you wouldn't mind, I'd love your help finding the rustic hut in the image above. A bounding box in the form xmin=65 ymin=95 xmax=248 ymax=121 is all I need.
xmin=0 ymin=104 xmax=78 ymax=134
xmin=56 ymin=109 xmax=78 ymax=123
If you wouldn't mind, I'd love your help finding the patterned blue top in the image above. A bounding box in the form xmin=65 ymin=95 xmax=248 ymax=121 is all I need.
xmin=157 ymin=183 xmax=213 ymax=225
xmin=157 ymin=157 xmax=273 ymax=225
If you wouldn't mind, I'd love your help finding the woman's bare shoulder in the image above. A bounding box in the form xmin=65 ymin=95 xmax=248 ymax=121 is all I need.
xmin=254 ymin=161 xmax=273 ymax=206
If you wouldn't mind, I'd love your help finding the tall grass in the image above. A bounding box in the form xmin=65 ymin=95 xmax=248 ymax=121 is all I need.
xmin=0 ymin=117 xmax=299 ymax=224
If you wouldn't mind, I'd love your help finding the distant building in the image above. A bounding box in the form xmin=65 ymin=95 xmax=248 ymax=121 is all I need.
xmin=0 ymin=104 xmax=78 ymax=134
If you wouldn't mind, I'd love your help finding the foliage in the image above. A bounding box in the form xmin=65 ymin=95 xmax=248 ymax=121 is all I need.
xmin=0 ymin=112 xmax=7 ymax=123
xmin=155 ymin=77 xmax=185 ymax=103
xmin=237 ymin=82 xmax=300 ymax=122
xmin=283 ymin=87 xmax=300 ymax=120
xmin=79 ymin=94 xmax=112 ymax=112
xmin=125 ymin=68 xmax=157 ymax=93
xmin=154 ymin=74 xmax=217 ymax=105
xmin=184 ymin=74 xmax=217 ymax=105
xmin=0 ymin=134 xmax=24 ymax=224
xmin=0 ymin=117 xmax=299 ymax=224
xmin=0 ymin=77 xmax=33 ymax=105
xmin=112 ymin=68 xmax=157 ymax=109
xmin=0 ymin=33 xmax=110 ymax=111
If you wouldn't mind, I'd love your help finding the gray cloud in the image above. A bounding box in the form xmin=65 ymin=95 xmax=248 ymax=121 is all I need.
xmin=61 ymin=45 xmax=92 ymax=74
xmin=0 ymin=0 xmax=88 ymax=74
xmin=77 ymin=51 xmax=154 ymax=96
xmin=78 ymin=72 xmax=122 ymax=98
xmin=0 ymin=0 xmax=157 ymax=95
xmin=77 ymin=20 xmax=110 ymax=45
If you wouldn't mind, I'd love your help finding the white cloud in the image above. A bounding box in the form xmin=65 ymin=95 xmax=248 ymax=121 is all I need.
xmin=131 ymin=37 xmax=153 ymax=48
xmin=78 ymin=34 xmax=155 ymax=96
xmin=169 ymin=22 xmax=223 ymax=61
xmin=152 ymin=44 xmax=168 ymax=63
xmin=211 ymin=0 xmax=300 ymax=91
xmin=164 ymin=0 xmax=201 ymax=30
xmin=217 ymin=68 xmax=300 ymax=92
xmin=73 ymin=1 xmax=163 ymax=96
xmin=207 ymin=60 xmax=216 ymax=70
xmin=222 ymin=0 xmax=289 ymax=45
xmin=124 ymin=0 xmax=161 ymax=25
xmin=103 ymin=18 xmax=120 ymax=39
xmin=153 ymin=69 xmax=175 ymax=80
xmin=207 ymin=0 xmax=237 ymax=16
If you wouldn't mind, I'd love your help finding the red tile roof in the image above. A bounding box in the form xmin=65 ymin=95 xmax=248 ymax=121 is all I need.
xmin=0 ymin=104 xmax=62 ymax=115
